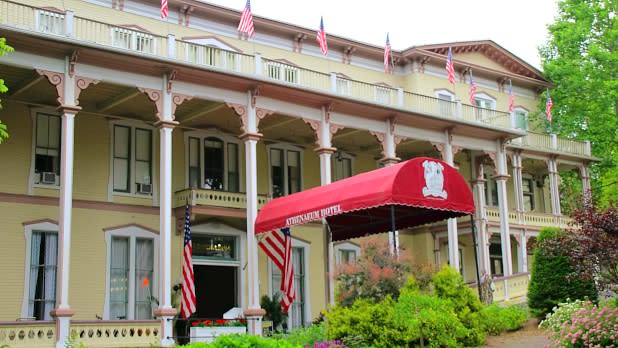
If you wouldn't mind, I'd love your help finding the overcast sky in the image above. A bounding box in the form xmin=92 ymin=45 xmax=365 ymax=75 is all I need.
xmin=203 ymin=0 xmax=559 ymax=69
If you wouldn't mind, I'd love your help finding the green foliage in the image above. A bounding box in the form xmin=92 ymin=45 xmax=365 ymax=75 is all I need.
xmin=527 ymin=227 xmax=598 ymax=317
xmin=277 ymin=323 xmax=326 ymax=347
xmin=334 ymin=237 xmax=412 ymax=306
xmin=0 ymin=37 xmax=14 ymax=144
xmin=178 ymin=334 xmax=295 ymax=348
xmin=480 ymin=304 xmax=528 ymax=335
xmin=261 ymin=293 xmax=287 ymax=332
xmin=430 ymin=265 xmax=485 ymax=346
xmin=393 ymin=290 xmax=469 ymax=347
xmin=325 ymin=297 xmax=409 ymax=348
xmin=539 ymin=0 xmax=618 ymax=207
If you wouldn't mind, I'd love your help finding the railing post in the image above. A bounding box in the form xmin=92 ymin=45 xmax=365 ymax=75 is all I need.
xmin=455 ymin=100 xmax=462 ymax=118
xmin=550 ymin=133 xmax=558 ymax=150
xmin=64 ymin=11 xmax=74 ymax=37
xmin=585 ymin=140 xmax=591 ymax=156
xmin=167 ymin=34 xmax=176 ymax=59
xmin=254 ymin=53 xmax=262 ymax=76
xmin=397 ymin=88 xmax=404 ymax=107
xmin=509 ymin=111 xmax=516 ymax=129
xmin=330 ymin=72 xmax=337 ymax=93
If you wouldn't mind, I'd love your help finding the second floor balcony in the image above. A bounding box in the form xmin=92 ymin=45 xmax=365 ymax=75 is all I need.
xmin=0 ymin=0 xmax=591 ymax=158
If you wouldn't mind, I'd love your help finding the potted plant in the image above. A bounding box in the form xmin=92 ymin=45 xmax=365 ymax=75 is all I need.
xmin=189 ymin=319 xmax=247 ymax=343
xmin=260 ymin=293 xmax=287 ymax=334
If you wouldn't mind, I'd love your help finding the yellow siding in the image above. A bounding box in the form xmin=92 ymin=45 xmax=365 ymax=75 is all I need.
xmin=0 ymin=102 xmax=33 ymax=194
xmin=73 ymin=114 xmax=110 ymax=201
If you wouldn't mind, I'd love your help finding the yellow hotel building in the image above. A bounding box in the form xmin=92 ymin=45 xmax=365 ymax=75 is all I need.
xmin=0 ymin=0 xmax=595 ymax=347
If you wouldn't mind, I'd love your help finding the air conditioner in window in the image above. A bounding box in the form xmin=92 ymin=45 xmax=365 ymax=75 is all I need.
xmin=39 ymin=172 xmax=57 ymax=185
xmin=137 ymin=183 xmax=152 ymax=195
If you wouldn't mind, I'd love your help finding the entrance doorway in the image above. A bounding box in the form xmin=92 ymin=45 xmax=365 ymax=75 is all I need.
xmin=194 ymin=265 xmax=238 ymax=318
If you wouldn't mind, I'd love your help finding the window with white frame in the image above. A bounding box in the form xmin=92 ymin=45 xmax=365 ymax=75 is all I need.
xmin=36 ymin=9 xmax=65 ymax=35
xmin=268 ymin=145 xmax=302 ymax=198
xmin=374 ymin=85 xmax=393 ymax=104
xmin=267 ymin=62 xmax=299 ymax=84
xmin=473 ymin=93 xmax=497 ymax=121
xmin=21 ymin=221 xmax=58 ymax=321
xmin=522 ymin=176 xmax=535 ymax=211
xmin=112 ymin=27 xmax=155 ymax=54
xmin=34 ymin=112 xmax=61 ymax=186
xmin=513 ymin=107 xmax=528 ymax=130
xmin=112 ymin=123 xmax=153 ymax=195
xmin=105 ymin=226 xmax=158 ymax=320
xmin=435 ymin=90 xmax=455 ymax=117
xmin=334 ymin=242 xmax=360 ymax=264
xmin=332 ymin=152 xmax=353 ymax=181
xmin=489 ymin=239 xmax=503 ymax=276
xmin=270 ymin=239 xmax=310 ymax=330
xmin=484 ymin=169 xmax=499 ymax=207
xmin=187 ymin=134 xmax=240 ymax=192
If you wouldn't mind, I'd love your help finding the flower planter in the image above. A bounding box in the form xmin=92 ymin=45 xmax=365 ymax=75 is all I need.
xmin=189 ymin=326 xmax=247 ymax=343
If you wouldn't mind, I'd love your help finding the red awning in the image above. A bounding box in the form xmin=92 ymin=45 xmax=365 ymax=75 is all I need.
xmin=255 ymin=157 xmax=475 ymax=241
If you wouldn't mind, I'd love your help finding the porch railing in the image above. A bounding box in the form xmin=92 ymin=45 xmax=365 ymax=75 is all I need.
xmin=485 ymin=207 xmax=571 ymax=228
xmin=0 ymin=320 xmax=160 ymax=348
xmin=174 ymin=188 xmax=268 ymax=209
xmin=509 ymin=131 xmax=590 ymax=156
xmin=491 ymin=272 xmax=530 ymax=303
xmin=0 ymin=320 xmax=55 ymax=347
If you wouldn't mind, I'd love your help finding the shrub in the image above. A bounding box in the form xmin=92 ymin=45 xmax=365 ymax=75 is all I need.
xmin=393 ymin=290 xmax=468 ymax=347
xmin=178 ymin=333 xmax=295 ymax=347
xmin=539 ymin=298 xmax=588 ymax=334
xmin=431 ymin=265 xmax=485 ymax=346
xmin=325 ymin=297 xmax=409 ymax=347
xmin=480 ymin=304 xmax=528 ymax=335
xmin=279 ymin=323 xmax=328 ymax=347
xmin=334 ymin=237 xmax=412 ymax=306
xmin=545 ymin=301 xmax=618 ymax=347
xmin=527 ymin=227 xmax=598 ymax=317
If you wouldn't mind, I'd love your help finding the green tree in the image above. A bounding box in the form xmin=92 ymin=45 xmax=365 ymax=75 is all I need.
xmin=538 ymin=0 xmax=618 ymax=207
xmin=0 ymin=37 xmax=14 ymax=144
xmin=527 ymin=227 xmax=598 ymax=317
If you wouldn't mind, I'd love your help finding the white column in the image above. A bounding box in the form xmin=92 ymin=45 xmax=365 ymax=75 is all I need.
xmin=511 ymin=152 xmax=524 ymax=225
xmin=494 ymin=141 xmax=513 ymax=277
xmin=518 ymin=232 xmax=529 ymax=273
xmin=315 ymin=106 xmax=336 ymax=307
xmin=380 ymin=117 xmax=400 ymax=255
xmin=241 ymin=90 xmax=266 ymax=335
xmin=471 ymin=158 xmax=490 ymax=277
xmin=153 ymin=73 xmax=178 ymax=347
xmin=547 ymin=157 xmax=561 ymax=216
xmin=438 ymin=129 xmax=460 ymax=273
xmin=50 ymin=56 xmax=80 ymax=348
xmin=580 ymin=164 xmax=592 ymax=201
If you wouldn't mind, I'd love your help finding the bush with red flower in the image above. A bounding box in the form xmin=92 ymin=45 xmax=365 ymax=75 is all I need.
xmin=191 ymin=319 xmax=246 ymax=328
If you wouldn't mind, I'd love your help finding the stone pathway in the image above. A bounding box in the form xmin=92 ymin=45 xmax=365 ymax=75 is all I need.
xmin=484 ymin=318 xmax=550 ymax=348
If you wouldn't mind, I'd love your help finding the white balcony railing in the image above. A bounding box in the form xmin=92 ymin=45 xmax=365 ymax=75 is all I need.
xmin=0 ymin=0 xmax=592 ymax=157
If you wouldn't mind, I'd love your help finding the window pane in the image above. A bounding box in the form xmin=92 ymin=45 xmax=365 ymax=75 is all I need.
xmin=189 ymin=137 xmax=200 ymax=188
xmin=35 ymin=114 xmax=61 ymax=176
xmin=135 ymin=238 xmax=154 ymax=320
xmin=113 ymin=158 xmax=129 ymax=191
xmin=287 ymin=151 xmax=301 ymax=194
xmin=29 ymin=231 xmax=57 ymax=320
xmin=135 ymin=161 xmax=151 ymax=185
xmin=135 ymin=129 xmax=151 ymax=161
xmin=110 ymin=237 xmax=129 ymax=320
xmin=290 ymin=247 xmax=304 ymax=328
xmin=36 ymin=114 xmax=49 ymax=148
xmin=204 ymin=137 xmax=224 ymax=190
xmin=192 ymin=234 xmax=237 ymax=260
xmin=271 ymin=149 xmax=284 ymax=197
xmin=227 ymin=143 xmax=239 ymax=192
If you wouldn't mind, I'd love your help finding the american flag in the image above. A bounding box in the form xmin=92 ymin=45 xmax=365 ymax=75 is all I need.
xmin=384 ymin=33 xmax=392 ymax=73
xmin=316 ymin=17 xmax=328 ymax=56
xmin=546 ymin=90 xmax=553 ymax=123
xmin=160 ymin=0 xmax=168 ymax=19
xmin=468 ymin=70 xmax=477 ymax=105
xmin=446 ymin=47 xmax=455 ymax=85
xmin=237 ymin=0 xmax=255 ymax=38
xmin=180 ymin=203 xmax=196 ymax=320
xmin=508 ymin=79 xmax=515 ymax=112
xmin=258 ymin=227 xmax=296 ymax=313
